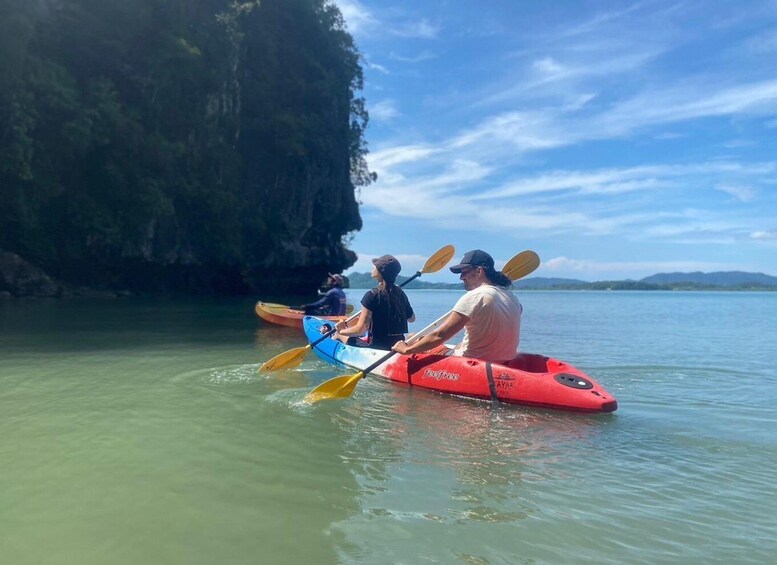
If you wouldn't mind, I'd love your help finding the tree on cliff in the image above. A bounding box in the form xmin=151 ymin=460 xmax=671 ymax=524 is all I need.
xmin=0 ymin=0 xmax=370 ymax=294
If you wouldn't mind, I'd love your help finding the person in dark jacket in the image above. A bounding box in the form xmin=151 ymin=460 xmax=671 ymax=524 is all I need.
xmin=333 ymin=255 xmax=415 ymax=350
xmin=294 ymin=274 xmax=347 ymax=316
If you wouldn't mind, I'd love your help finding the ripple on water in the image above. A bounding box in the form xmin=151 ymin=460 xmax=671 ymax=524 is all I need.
xmin=5 ymin=292 xmax=777 ymax=564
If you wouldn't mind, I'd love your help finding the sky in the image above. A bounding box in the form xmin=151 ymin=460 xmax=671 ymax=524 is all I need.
xmin=334 ymin=0 xmax=777 ymax=283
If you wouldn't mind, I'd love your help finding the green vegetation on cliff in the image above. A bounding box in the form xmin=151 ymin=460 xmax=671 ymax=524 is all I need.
xmin=0 ymin=0 xmax=370 ymax=294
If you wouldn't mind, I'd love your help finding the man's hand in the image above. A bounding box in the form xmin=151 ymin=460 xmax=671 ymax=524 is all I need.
xmin=392 ymin=311 xmax=468 ymax=356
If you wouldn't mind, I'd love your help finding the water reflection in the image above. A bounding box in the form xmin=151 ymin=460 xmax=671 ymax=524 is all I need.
xmin=254 ymin=323 xmax=301 ymax=351
xmin=325 ymin=381 xmax=612 ymax=562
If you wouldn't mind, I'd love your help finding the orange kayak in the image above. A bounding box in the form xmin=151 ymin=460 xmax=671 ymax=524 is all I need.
xmin=254 ymin=301 xmax=353 ymax=329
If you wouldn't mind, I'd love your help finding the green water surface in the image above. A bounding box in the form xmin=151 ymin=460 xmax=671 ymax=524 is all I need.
xmin=1 ymin=292 xmax=775 ymax=564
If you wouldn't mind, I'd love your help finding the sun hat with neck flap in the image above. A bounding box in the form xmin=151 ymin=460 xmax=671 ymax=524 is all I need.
xmin=372 ymin=254 xmax=402 ymax=284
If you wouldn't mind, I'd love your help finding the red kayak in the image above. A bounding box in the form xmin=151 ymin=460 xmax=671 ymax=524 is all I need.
xmin=304 ymin=316 xmax=618 ymax=413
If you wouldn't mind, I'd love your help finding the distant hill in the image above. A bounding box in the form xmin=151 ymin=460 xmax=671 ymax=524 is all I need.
xmin=345 ymin=271 xmax=777 ymax=291
xmin=345 ymin=272 xmax=460 ymax=289
xmin=640 ymin=271 xmax=777 ymax=286
xmin=513 ymin=277 xmax=588 ymax=289
xmin=346 ymin=272 xmax=590 ymax=289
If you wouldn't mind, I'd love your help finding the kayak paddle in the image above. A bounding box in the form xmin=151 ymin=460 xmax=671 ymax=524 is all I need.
xmin=257 ymin=245 xmax=456 ymax=373
xmin=502 ymin=250 xmax=540 ymax=282
xmin=304 ymin=310 xmax=451 ymax=403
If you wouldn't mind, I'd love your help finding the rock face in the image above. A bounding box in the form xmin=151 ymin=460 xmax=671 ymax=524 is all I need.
xmin=0 ymin=0 xmax=370 ymax=296
xmin=0 ymin=251 xmax=65 ymax=297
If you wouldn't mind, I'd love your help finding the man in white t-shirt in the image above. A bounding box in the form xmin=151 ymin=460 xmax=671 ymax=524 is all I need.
xmin=392 ymin=249 xmax=523 ymax=362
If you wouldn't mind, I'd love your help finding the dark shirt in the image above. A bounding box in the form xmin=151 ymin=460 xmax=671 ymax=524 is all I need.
xmin=361 ymin=286 xmax=414 ymax=350
xmin=304 ymin=287 xmax=347 ymax=315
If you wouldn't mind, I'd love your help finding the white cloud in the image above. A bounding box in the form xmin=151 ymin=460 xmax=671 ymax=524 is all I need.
xmin=722 ymin=139 xmax=755 ymax=148
xmin=476 ymin=206 xmax=593 ymax=233
xmin=751 ymin=230 xmax=777 ymax=240
xmin=485 ymin=5 xmax=674 ymax=107
xmin=543 ymin=257 xmax=737 ymax=278
xmin=402 ymin=79 xmax=777 ymax=174
xmin=335 ymin=0 xmax=374 ymax=35
xmin=472 ymin=163 xmax=774 ymax=201
xmin=392 ymin=20 xmax=439 ymax=39
xmin=346 ymin=252 xmax=435 ymax=275
xmin=643 ymin=220 xmax=747 ymax=243
xmin=334 ymin=1 xmax=438 ymax=39
xmin=554 ymin=3 xmax=653 ymax=41
xmin=598 ymin=79 xmax=777 ymax=135
xmin=716 ymin=184 xmax=757 ymax=202
xmin=533 ymin=57 xmax=565 ymax=76
xmin=448 ymin=111 xmax=563 ymax=153
xmin=365 ymin=60 xmax=390 ymax=74
xmin=562 ymin=93 xmax=597 ymax=112
xmin=369 ymin=144 xmax=440 ymax=171
xmin=389 ymin=50 xmax=438 ymax=63
xmin=653 ymin=131 xmax=685 ymax=140
xmin=361 ymin=160 xmax=492 ymax=219
xmin=359 ymin=156 xmax=777 ymax=245
xmin=472 ymin=167 xmax=673 ymax=200
xmin=482 ymin=48 xmax=665 ymax=106
xmin=370 ymin=99 xmax=401 ymax=122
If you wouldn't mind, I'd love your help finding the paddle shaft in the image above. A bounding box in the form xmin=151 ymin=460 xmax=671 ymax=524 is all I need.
xmin=352 ymin=310 xmax=451 ymax=379
xmin=307 ymin=268 xmax=425 ymax=349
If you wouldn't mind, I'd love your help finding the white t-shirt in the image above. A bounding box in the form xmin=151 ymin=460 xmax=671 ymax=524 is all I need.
xmin=452 ymin=285 xmax=522 ymax=361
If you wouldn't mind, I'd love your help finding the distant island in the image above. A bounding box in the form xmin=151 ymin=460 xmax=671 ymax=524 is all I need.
xmin=343 ymin=271 xmax=777 ymax=291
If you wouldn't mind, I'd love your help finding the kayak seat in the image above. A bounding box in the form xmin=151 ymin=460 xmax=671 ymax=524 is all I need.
xmin=500 ymin=353 xmax=552 ymax=374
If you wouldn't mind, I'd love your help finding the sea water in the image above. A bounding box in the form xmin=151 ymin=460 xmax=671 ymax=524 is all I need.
xmin=1 ymin=290 xmax=775 ymax=564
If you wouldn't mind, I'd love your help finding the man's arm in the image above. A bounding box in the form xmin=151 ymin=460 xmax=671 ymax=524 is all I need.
xmin=392 ymin=311 xmax=469 ymax=355
xmin=301 ymin=293 xmax=330 ymax=310
xmin=288 ymin=293 xmax=329 ymax=313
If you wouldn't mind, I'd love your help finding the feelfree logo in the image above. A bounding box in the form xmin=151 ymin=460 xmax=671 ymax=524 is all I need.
xmin=423 ymin=369 xmax=460 ymax=382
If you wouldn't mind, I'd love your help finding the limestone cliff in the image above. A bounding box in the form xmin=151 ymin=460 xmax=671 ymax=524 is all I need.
xmin=0 ymin=0 xmax=369 ymax=295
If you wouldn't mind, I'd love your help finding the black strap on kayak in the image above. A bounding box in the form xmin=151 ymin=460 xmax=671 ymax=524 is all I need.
xmin=485 ymin=362 xmax=500 ymax=404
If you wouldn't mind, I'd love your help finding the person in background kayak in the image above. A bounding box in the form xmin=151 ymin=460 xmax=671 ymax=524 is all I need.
xmin=392 ymin=249 xmax=522 ymax=362
xmin=333 ymin=254 xmax=415 ymax=350
xmin=294 ymin=274 xmax=347 ymax=316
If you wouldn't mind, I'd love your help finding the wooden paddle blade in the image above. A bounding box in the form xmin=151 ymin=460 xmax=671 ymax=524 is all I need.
xmin=257 ymin=345 xmax=311 ymax=373
xmin=502 ymin=250 xmax=540 ymax=281
xmin=304 ymin=372 xmax=364 ymax=403
xmin=420 ymin=244 xmax=456 ymax=274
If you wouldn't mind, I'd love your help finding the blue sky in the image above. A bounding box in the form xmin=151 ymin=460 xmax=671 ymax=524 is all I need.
xmin=334 ymin=0 xmax=777 ymax=282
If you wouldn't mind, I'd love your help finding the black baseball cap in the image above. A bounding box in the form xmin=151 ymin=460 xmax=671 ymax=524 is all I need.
xmin=449 ymin=249 xmax=495 ymax=273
